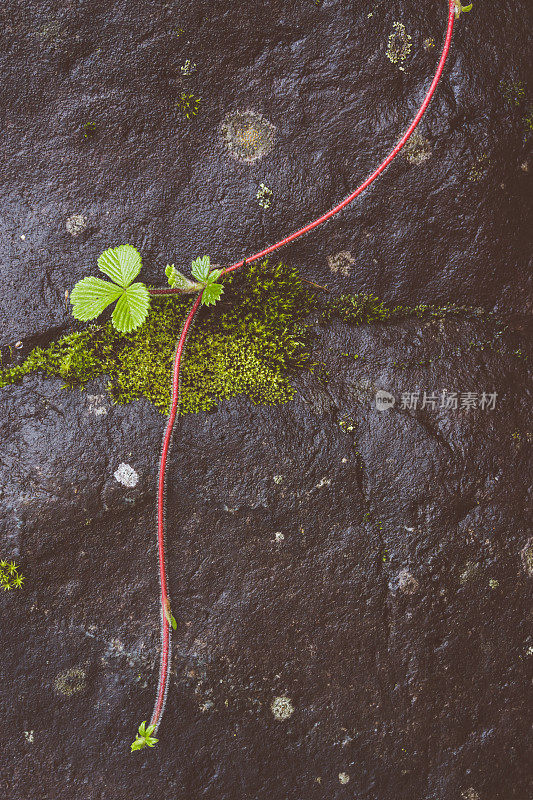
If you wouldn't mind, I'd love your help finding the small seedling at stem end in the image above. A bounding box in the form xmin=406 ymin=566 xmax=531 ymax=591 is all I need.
xmin=131 ymin=721 xmax=159 ymax=752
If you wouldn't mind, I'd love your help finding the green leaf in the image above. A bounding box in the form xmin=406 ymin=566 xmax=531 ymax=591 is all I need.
xmin=165 ymin=264 xmax=203 ymax=292
xmin=131 ymin=721 xmax=159 ymax=752
xmin=201 ymin=283 xmax=224 ymax=306
xmin=206 ymin=268 xmax=223 ymax=284
xmin=131 ymin=739 xmax=145 ymax=752
xmin=70 ymin=277 xmax=123 ymax=321
xmin=191 ymin=255 xmax=211 ymax=283
xmin=461 ymin=2 xmax=473 ymax=11
xmin=98 ymin=245 xmax=142 ymax=288
xmin=170 ymin=614 xmax=177 ymax=630
xmin=111 ymin=283 xmax=150 ymax=333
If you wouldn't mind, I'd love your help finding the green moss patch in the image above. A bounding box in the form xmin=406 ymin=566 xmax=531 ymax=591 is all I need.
xmin=0 ymin=262 xmax=470 ymax=415
xmin=321 ymin=293 xmax=465 ymax=325
xmin=0 ymin=260 xmax=315 ymax=414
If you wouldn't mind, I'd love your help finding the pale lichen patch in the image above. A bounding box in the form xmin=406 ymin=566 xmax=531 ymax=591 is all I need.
xmin=327 ymin=250 xmax=355 ymax=277
xmin=114 ymin=462 xmax=139 ymax=488
xmin=66 ymin=214 xmax=88 ymax=236
xmin=54 ymin=667 xmax=86 ymax=696
xmin=270 ymin=696 xmax=294 ymax=720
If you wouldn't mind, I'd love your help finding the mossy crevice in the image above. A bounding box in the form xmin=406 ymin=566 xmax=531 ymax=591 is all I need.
xmin=0 ymin=260 xmax=315 ymax=414
xmin=0 ymin=262 xmax=470 ymax=414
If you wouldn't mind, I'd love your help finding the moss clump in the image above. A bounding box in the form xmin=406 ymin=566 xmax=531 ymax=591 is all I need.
xmin=0 ymin=261 xmax=316 ymax=415
xmin=321 ymin=293 xmax=464 ymax=325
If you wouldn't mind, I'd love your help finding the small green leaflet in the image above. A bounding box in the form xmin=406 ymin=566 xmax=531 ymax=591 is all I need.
xmin=190 ymin=255 xmax=224 ymax=307
xmin=202 ymin=282 xmax=224 ymax=306
xmin=165 ymin=264 xmax=202 ymax=293
xmin=70 ymin=277 xmax=122 ymax=320
xmin=190 ymin=255 xmax=211 ymax=283
xmin=111 ymin=284 xmax=151 ymax=332
xmin=98 ymin=244 xmax=142 ymax=287
xmin=454 ymin=0 xmax=473 ymax=16
xmin=131 ymin=721 xmax=159 ymax=752
xmin=70 ymin=245 xmax=150 ymax=333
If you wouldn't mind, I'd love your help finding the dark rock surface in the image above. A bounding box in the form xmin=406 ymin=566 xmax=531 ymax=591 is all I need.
xmin=0 ymin=1 xmax=532 ymax=799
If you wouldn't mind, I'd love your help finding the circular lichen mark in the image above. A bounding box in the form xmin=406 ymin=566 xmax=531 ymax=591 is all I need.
xmin=54 ymin=667 xmax=87 ymax=696
xmin=270 ymin=695 xmax=294 ymax=720
xmin=403 ymin=132 xmax=432 ymax=165
xmin=221 ymin=110 xmax=276 ymax=163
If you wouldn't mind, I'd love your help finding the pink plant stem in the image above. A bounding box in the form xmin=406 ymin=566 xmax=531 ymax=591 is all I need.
xmin=148 ymin=0 xmax=455 ymax=735
xmin=149 ymin=293 xmax=203 ymax=731
xmin=221 ymin=1 xmax=456 ymax=279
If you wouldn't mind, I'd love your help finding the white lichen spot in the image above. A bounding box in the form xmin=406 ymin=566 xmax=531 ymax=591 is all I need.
xmin=273 ymin=475 xmax=283 ymax=485
xmin=87 ymin=394 xmax=108 ymax=416
xmin=396 ymin=569 xmax=420 ymax=595
xmin=66 ymin=213 xmax=88 ymax=236
xmin=316 ymin=477 xmax=331 ymax=488
xmin=221 ymin=110 xmax=276 ymax=163
xmin=327 ymin=250 xmax=355 ymax=277
xmin=403 ymin=132 xmax=432 ymax=165
xmin=338 ymin=772 xmax=350 ymax=784
xmin=24 ymin=730 xmax=34 ymax=743
xmin=488 ymin=578 xmax=499 ymax=589
xmin=270 ymin=695 xmax=294 ymax=720
xmin=461 ymin=790 xmax=481 ymax=800
xmin=114 ymin=462 xmax=139 ymax=488
xmin=520 ymin=538 xmax=533 ymax=577
xmin=274 ymin=532 xmax=285 ymax=543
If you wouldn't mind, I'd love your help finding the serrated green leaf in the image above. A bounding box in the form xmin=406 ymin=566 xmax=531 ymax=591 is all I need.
xmin=111 ymin=283 xmax=151 ymax=333
xmin=165 ymin=263 xmax=179 ymax=287
xmin=146 ymin=724 xmax=156 ymax=736
xmin=70 ymin=277 xmax=123 ymax=321
xmin=131 ymin=739 xmax=145 ymax=752
xmin=191 ymin=255 xmax=211 ymax=283
xmin=206 ymin=268 xmax=223 ymax=284
xmin=201 ymin=283 xmax=224 ymax=306
xmin=138 ymin=722 xmax=146 ymax=736
xmin=98 ymin=244 xmax=142 ymax=287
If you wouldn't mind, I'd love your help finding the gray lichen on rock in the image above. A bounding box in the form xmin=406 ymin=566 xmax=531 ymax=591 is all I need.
xmin=403 ymin=133 xmax=432 ymax=165
xmin=65 ymin=214 xmax=88 ymax=236
xmin=327 ymin=250 xmax=355 ymax=277
xmin=221 ymin=110 xmax=276 ymax=163
xmin=54 ymin=667 xmax=86 ymax=697
xmin=270 ymin=696 xmax=294 ymax=720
